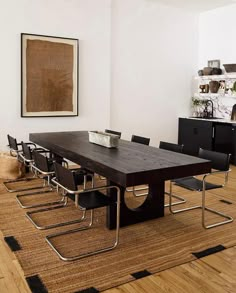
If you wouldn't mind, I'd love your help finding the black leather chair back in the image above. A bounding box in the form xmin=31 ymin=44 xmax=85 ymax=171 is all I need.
xmin=199 ymin=148 xmax=231 ymax=171
xmin=105 ymin=129 xmax=122 ymax=138
xmin=8 ymin=135 xmax=18 ymax=151
xmin=131 ymin=135 xmax=150 ymax=145
xmin=22 ymin=142 xmax=33 ymax=160
xmin=33 ymin=151 xmax=51 ymax=172
xmin=54 ymin=162 xmax=77 ymax=191
xmin=159 ymin=141 xmax=183 ymax=153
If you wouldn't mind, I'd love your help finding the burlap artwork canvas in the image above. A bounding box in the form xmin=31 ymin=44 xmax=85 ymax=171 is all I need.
xmin=21 ymin=33 xmax=78 ymax=117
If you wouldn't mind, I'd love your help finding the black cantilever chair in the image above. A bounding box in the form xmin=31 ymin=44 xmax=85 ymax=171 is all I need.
xmin=131 ymin=134 xmax=150 ymax=145
xmin=99 ymin=129 xmax=122 ymax=181
xmin=126 ymin=134 xmax=151 ymax=196
xmin=105 ymin=129 xmax=122 ymax=138
xmin=159 ymin=141 xmax=186 ymax=207
xmin=169 ymin=148 xmax=233 ymax=229
xmin=159 ymin=141 xmax=184 ymax=153
xmin=3 ymin=138 xmax=46 ymax=193
xmin=7 ymin=134 xmax=36 ymax=158
xmin=16 ymin=147 xmax=63 ymax=209
xmin=25 ymin=154 xmax=92 ymax=230
xmin=45 ymin=162 xmax=121 ymax=261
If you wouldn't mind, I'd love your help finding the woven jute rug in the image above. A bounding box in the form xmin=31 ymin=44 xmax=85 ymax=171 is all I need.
xmin=0 ymin=172 xmax=236 ymax=293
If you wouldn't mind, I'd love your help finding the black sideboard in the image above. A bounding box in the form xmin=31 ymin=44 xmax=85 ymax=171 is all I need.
xmin=178 ymin=118 xmax=236 ymax=165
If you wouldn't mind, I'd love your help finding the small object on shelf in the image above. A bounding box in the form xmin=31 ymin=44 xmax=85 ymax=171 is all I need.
xmin=209 ymin=80 xmax=220 ymax=93
xmin=223 ymin=64 xmax=236 ymax=73
xmin=203 ymin=67 xmax=213 ymax=75
xmin=218 ymin=80 xmax=226 ymax=94
xmin=203 ymin=105 xmax=211 ymax=118
xmin=198 ymin=70 xmax=203 ymax=76
xmin=208 ymin=59 xmax=220 ymax=68
xmin=233 ymin=81 xmax=236 ymax=93
xmin=199 ymin=84 xmax=209 ymax=93
xmin=204 ymin=84 xmax=209 ymax=93
xmin=199 ymin=85 xmax=205 ymax=93
xmin=211 ymin=67 xmax=222 ymax=75
xmin=231 ymin=104 xmax=236 ymax=121
xmin=88 ymin=131 xmax=119 ymax=148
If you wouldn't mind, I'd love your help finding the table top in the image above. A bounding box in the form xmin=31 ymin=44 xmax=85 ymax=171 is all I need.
xmin=30 ymin=131 xmax=211 ymax=187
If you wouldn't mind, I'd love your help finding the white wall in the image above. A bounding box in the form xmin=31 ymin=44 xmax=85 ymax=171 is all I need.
xmin=110 ymin=0 xmax=199 ymax=146
xmin=199 ymin=4 xmax=236 ymax=68
xmin=0 ymin=0 xmax=111 ymax=150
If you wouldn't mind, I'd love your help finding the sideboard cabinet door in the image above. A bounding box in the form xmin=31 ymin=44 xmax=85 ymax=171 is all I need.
xmin=178 ymin=118 xmax=213 ymax=156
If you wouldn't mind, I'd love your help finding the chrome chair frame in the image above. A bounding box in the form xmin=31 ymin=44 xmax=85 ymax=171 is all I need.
xmin=3 ymin=142 xmax=46 ymax=193
xmin=125 ymin=134 xmax=150 ymax=194
xmin=15 ymin=144 xmax=61 ymax=208
xmin=16 ymin=163 xmax=59 ymax=209
xmin=99 ymin=129 xmax=122 ymax=180
xmin=7 ymin=134 xmax=36 ymax=158
xmin=126 ymin=141 xmax=186 ymax=207
xmin=128 ymin=185 xmax=186 ymax=207
xmin=45 ymin=184 xmax=120 ymax=261
xmin=25 ymin=172 xmax=93 ymax=230
xmin=169 ymin=159 xmax=233 ymax=229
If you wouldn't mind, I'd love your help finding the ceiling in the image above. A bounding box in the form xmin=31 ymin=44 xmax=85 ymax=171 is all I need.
xmin=148 ymin=0 xmax=236 ymax=12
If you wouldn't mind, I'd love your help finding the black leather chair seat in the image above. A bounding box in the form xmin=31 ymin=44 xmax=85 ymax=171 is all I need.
xmin=174 ymin=176 xmax=222 ymax=191
xmin=79 ymin=191 xmax=113 ymax=210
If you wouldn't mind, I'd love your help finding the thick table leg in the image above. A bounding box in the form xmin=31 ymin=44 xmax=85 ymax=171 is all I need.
xmin=107 ymin=182 xmax=165 ymax=229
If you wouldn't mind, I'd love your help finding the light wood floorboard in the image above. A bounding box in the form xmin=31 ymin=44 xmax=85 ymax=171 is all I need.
xmin=0 ymin=231 xmax=31 ymax=293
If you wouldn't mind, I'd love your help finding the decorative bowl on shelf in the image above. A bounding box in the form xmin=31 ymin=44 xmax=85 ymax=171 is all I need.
xmin=223 ymin=64 xmax=236 ymax=73
xmin=198 ymin=70 xmax=203 ymax=76
xmin=211 ymin=67 xmax=222 ymax=75
xmin=203 ymin=67 xmax=213 ymax=75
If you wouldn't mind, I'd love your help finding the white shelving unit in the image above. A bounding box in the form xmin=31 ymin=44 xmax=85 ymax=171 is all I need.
xmin=197 ymin=93 xmax=236 ymax=98
xmin=194 ymin=73 xmax=236 ymax=98
xmin=195 ymin=73 xmax=236 ymax=81
xmin=192 ymin=73 xmax=236 ymax=119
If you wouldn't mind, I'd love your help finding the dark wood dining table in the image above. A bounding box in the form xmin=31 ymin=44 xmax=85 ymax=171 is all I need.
xmin=29 ymin=131 xmax=211 ymax=229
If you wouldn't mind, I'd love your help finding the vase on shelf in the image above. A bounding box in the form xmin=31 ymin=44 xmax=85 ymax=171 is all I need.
xmin=209 ymin=80 xmax=220 ymax=93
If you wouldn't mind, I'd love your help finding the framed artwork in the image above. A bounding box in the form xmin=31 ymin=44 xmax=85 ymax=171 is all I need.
xmin=208 ymin=59 xmax=220 ymax=68
xmin=21 ymin=33 xmax=78 ymax=117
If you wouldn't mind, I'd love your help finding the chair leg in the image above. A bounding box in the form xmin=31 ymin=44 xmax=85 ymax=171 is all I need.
xmin=26 ymin=196 xmax=86 ymax=230
xmin=16 ymin=188 xmax=64 ymax=209
xmin=164 ymin=191 xmax=186 ymax=207
xmin=127 ymin=182 xmax=187 ymax=202
xmin=169 ymin=180 xmax=233 ymax=229
xmin=126 ymin=185 xmax=149 ymax=197
xmin=16 ymin=174 xmax=59 ymax=209
xmin=3 ymin=177 xmax=45 ymax=193
xmin=46 ymin=187 xmax=120 ymax=261
xmin=202 ymin=178 xmax=233 ymax=229
xmin=45 ymin=209 xmax=94 ymax=261
xmin=126 ymin=185 xmax=148 ymax=192
xmin=128 ymin=179 xmax=186 ymax=204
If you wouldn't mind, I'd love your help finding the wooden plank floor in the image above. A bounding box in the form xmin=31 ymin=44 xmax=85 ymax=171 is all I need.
xmin=0 ymin=231 xmax=31 ymax=293
xmin=103 ymin=246 xmax=236 ymax=293
xmin=1 ymin=168 xmax=236 ymax=292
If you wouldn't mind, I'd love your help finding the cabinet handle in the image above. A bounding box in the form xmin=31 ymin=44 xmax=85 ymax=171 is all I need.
xmin=212 ymin=127 xmax=215 ymax=138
